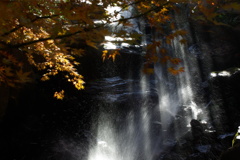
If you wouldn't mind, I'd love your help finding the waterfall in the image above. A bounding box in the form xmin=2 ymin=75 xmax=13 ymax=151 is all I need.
xmin=154 ymin=4 xmax=213 ymax=141
xmin=2 ymin=2 xmax=240 ymax=160
xmin=87 ymin=4 xmax=212 ymax=160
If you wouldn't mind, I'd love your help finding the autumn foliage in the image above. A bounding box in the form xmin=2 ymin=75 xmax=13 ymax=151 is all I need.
xmin=0 ymin=0 xmax=239 ymax=99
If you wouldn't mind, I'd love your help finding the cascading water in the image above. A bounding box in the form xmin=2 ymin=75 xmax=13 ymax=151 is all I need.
xmin=87 ymin=4 xmax=212 ymax=160
xmin=2 ymin=3 xmax=240 ymax=160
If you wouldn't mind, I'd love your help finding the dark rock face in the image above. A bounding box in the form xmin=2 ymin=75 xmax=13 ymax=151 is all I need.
xmin=191 ymin=22 xmax=240 ymax=157
xmin=191 ymin=21 xmax=240 ymax=71
xmin=0 ymin=83 xmax=94 ymax=160
xmin=209 ymin=71 xmax=240 ymax=132
xmin=187 ymin=17 xmax=240 ymax=131
xmin=190 ymin=119 xmax=204 ymax=142
xmin=76 ymin=47 xmax=144 ymax=81
xmin=100 ymin=50 xmax=143 ymax=79
xmin=220 ymin=143 xmax=240 ymax=160
xmin=157 ymin=18 xmax=240 ymax=160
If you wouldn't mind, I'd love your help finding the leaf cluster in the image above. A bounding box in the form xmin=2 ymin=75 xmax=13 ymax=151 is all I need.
xmin=0 ymin=0 xmax=115 ymax=98
xmin=0 ymin=0 xmax=238 ymax=98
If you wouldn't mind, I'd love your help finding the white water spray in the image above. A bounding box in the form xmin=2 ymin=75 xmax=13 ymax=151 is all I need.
xmin=87 ymin=4 xmax=211 ymax=160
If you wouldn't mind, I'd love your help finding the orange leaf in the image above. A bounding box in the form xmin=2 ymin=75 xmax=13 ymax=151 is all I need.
xmin=179 ymin=39 xmax=187 ymax=45
xmin=102 ymin=50 xmax=108 ymax=61
xmin=166 ymin=38 xmax=172 ymax=45
xmin=160 ymin=56 xmax=170 ymax=63
xmin=143 ymin=68 xmax=154 ymax=74
xmin=168 ymin=67 xmax=184 ymax=75
xmin=170 ymin=58 xmax=181 ymax=65
xmin=170 ymin=23 xmax=175 ymax=30
xmin=160 ymin=48 xmax=167 ymax=54
xmin=86 ymin=40 xmax=98 ymax=49
xmin=109 ymin=50 xmax=120 ymax=61
xmin=150 ymin=56 xmax=159 ymax=63
xmin=54 ymin=90 xmax=64 ymax=100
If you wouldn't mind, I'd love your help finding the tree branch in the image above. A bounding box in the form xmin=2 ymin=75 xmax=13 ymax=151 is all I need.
xmin=112 ymin=1 xmax=170 ymax=23
xmin=10 ymin=25 xmax=103 ymax=48
xmin=1 ymin=15 xmax=59 ymax=37
xmin=11 ymin=31 xmax=81 ymax=48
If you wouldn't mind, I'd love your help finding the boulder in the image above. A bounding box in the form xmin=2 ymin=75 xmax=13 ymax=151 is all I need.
xmin=220 ymin=143 xmax=240 ymax=160
xmin=190 ymin=119 xmax=204 ymax=142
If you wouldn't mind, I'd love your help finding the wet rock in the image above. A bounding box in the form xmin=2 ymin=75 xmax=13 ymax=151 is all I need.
xmin=190 ymin=119 xmax=204 ymax=142
xmin=185 ymin=153 xmax=209 ymax=160
xmin=161 ymin=152 xmax=184 ymax=160
xmin=191 ymin=21 xmax=240 ymax=71
xmin=220 ymin=143 xmax=240 ymax=160
xmin=209 ymin=71 xmax=240 ymax=131
xmin=195 ymin=144 xmax=211 ymax=153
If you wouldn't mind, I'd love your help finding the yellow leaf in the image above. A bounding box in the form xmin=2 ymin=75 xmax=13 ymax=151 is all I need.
xmin=54 ymin=90 xmax=64 ymax=100
xmin=140 ymin=2 xmax=151 ymax=9
xmin=160 ymin=8 xmax=168 ymax=14
xmin=102 ymin=50 xmax=108 ymax=61
xmin=109 ymin=50 xmax=120 ymax=62
xmin=86 ymin=40 xmax=98 ymax=49
xmin=41 ymin=75 xmax=50 ymax=81
xmin=57 ymin=29 xmax=67 ymax=36
xmin=73 ymin=78 xmax=85 ymax=90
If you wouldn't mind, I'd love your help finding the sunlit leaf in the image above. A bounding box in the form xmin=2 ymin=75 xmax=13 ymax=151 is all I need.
xmin=109 ymin=50 xmax=120 ymax=62
xmin=54 ymin=90 xmax=65 ymax=100
xmin=102 ymin=50 xmax=108 ymax=61
xmin=86 ymin=40 xmax=98 ymax=49
xmin=0 ymin=0 xmax=231 ymax=99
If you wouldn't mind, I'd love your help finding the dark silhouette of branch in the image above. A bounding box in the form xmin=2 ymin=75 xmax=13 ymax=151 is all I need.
xmin=112 ymin=1 xmax=170 ymax=23
xmin=10 ymin=31 xmax=81 ymax=48
xmin=1 ymin=15 xmax=59 ymax=37
xmin=10 ymin=25 xmax=103 ymax=48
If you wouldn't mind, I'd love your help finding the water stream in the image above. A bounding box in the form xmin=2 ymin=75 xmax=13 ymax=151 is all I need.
xmin=87 ymin=4 xmax=212 ymax=160
xmin=2 ymin=3 xmax=240 ymax=160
